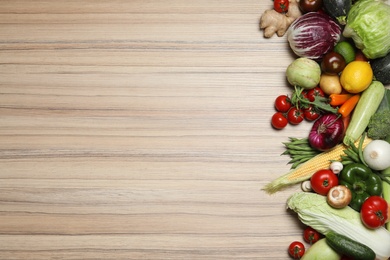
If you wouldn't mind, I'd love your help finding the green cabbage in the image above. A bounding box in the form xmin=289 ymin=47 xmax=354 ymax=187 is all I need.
xmin=343 ymin=0 xmax=390 ymax=59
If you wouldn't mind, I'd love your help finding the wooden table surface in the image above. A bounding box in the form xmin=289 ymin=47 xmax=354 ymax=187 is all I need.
xmin=0 ymin=1 xmax=325 ymax=259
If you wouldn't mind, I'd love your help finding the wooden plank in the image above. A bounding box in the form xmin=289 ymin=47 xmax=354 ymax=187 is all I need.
xmin=0 ymin=1 xmax=308 ymax=259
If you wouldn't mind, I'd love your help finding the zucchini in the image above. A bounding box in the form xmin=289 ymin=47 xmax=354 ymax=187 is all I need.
xmin=371 ymin=52 xmax=390 ymax=84
xmin=326 ymin=231 xmax=376 ymax=260
xmin=343 ymin=80 xmax=385 ymax=146
xmin=323 ymin=0 xmax=351 ymax=25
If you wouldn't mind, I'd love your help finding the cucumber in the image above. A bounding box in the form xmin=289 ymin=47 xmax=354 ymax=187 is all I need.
xmin=323 ymin=0 xmax=351 ymax=25
xmin=371 ymin=52 xmax=390 ymax=84
xmin=326 ymin=231 xmax=376 ymax=260
xmin=343 ymin=80 xmax=385 ymax=146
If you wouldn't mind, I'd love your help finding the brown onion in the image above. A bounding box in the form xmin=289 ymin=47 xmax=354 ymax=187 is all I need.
xmin=309 ymin=113 xmax=344 ymax=151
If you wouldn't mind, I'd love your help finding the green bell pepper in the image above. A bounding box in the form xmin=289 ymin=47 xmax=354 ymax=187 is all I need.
xmin=339 ymin=162 xmax=382 ymax=211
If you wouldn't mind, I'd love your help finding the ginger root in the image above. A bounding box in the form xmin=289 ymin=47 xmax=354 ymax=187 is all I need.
xmin=260 ymin=0 xmax=302 ymax=38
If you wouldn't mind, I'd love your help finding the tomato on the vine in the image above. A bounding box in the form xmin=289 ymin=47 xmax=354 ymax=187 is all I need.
xmin=271 ymin=112 xmax=288 ymax=129
xmin=360 ymin=196 xmax=388 ymax=229
xmin=303 ymin=226 xmax=321 ymax=245
xmin=310 ymin=169 xmax=338 ymax=196
xmin=303 ymin=105 xmax=320 ymax=121
xmin=275 ymin=95 xmax=292 ymax=112
xmin=287 ymin=107 xmax=304 ymax=125
xmin=288 ymin=241 xmax=305 ymax=259
xmin=274 ymin=0 xmax=289 ymax=13
xmin=306 ymin=87 xmax=325 ymax=102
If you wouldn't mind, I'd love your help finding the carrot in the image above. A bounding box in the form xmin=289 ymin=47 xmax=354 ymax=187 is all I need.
xmin=338 ymin=94 xmax=360 ymax=118
xmin=329 ymin=93 xmax=353 ymax=106
xmin=342 ymin=113 xmax=351 ymax=136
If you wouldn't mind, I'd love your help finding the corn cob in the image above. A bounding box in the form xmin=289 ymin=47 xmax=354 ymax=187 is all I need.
xmin=262 ymin=137 xmax=372 ymax=194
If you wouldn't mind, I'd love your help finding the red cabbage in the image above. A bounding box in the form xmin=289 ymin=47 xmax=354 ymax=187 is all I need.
xmin=287 ymin=12 xmax=341 ymax=60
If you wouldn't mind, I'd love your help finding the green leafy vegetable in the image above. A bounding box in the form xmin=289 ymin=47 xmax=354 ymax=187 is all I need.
xmin=292 ymin=86 xmax=339 ymax=114
xmin=287 ymin=192 xmax=390 ymax=260
xmin=367 ymin=88 xmax=390 ymax=140
xmin=343 ymin=0 xmax=390 ymax=59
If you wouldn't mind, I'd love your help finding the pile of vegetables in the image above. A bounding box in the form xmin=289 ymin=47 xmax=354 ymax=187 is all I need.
xmin=260 ymin=0 xmax=390 ymax=259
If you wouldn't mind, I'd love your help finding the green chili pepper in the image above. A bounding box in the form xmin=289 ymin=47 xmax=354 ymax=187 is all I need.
xmin=339 ymin=162 xmax=382 ymax=211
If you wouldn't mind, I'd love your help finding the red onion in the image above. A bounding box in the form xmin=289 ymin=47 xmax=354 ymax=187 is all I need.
xmin=309 ymin=113 xmax=344 ymax=151
xmin=287 ymin=12 xmax=341 ymax=60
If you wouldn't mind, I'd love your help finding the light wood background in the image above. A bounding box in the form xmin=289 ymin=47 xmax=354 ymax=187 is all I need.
xmin=0 ymin=1 xmax=323 ymax=259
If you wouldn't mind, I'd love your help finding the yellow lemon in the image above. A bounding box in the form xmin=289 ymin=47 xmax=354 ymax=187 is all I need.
xmin=340 ymin=61 xmax=373 ymax=93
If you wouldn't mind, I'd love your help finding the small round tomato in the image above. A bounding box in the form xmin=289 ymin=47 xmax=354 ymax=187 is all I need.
xmin=321 ymin=51 xmax=346 ymax=75
xmin=299 ymin=0 xmax=323 ymax=13
xmin=274 ymin=0 xmax=289 ymax=13
xmin=361 ymin=196 xmax=388 ymax=229
xmin=288 ymin=241 xmax=305 ymax=259
xmin=303 ymin=105 xmax=320 ymax=121
xmin=271 ymin=112 xmax=288 ymax=129
xmin=310 ymin=169 xmax=339 ymax=196
xmin=354 ymin=50 xmax=369 ymax=61
xmin=306 ymin=87 xmax=325 ymax=102
xmin=303 ymin=226 xmax=321 ymax=245
xmin=275 ymin=95 xmax=292 ymax=113
xmin=287 ymin=107 xmax=304 ymax=125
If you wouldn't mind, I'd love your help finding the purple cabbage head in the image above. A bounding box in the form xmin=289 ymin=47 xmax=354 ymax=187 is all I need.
xmin=287 ymin=12 xmax=341 ymax=60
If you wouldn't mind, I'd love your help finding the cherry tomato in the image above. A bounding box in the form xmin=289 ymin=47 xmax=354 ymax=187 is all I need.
xmin=271 ymin=112 xmax=288 ymax=129
xmin=360 ymin=196 xmax=388 ymax=229
xmin=274 ymin=0 xmax=289 ymax=13
xmin=321 ymin=51 xmax=346 ymax=75
xmin=310 ymin=169 xmax=339 ymax=196
xmin=288 ymin=241 xmax=305 ymax=259
xmin=287 ymin=107 xmax=304 ymax=125
xmin=299 ymin=0 xmax=323 ymax=13
xmin=275 ymin=95 xmax=292 ymax=112
xmin=303 ymin=226 xmax=321 ymax=245
xmin=303 ymin=105 xmax=320 ymax=121
xmin=306 ymin=87 xmax=325 ymax=102
xmin=354 ymin=50 xmax=369 ymax=61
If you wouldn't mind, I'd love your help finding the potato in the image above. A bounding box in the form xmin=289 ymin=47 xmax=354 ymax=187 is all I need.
xmin=319 ymin=73 xmax=342 ymax=95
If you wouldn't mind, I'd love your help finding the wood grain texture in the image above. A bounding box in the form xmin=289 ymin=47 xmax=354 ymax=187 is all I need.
xmin=0 ymin=1 xmax=313 ymax=259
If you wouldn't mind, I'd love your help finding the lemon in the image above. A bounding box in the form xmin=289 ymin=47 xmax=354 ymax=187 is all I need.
xmin=340 ymin=61 xmax=373 ymax=93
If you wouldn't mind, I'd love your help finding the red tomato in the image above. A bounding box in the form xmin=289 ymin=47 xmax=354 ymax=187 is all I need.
xmin=271 ymin=112 xmax=288 ymax=129
xmin=321 ymin=51 xmax=346 ymax=75
xmin=287 ymin=107 xmax=304 ymax=125
xmin=274 ymin=0 xmax=289 ymax=13
xmin=361 ymin=196 xmax=388 ymax=229
xmin=275 ymin=95 xmax=292 ymax=112
xmin=303 ymin=226 xmax=321 ymax=245
xmin=303 ymin=105 xmax=320 ymax=121
xmin=288 ymin=241 xmax=305 ymax=259
xmin=306 ymin=87 xmax=325 ymax=102
xmin=299 ymin=0 xmax=323 ymax=13
xmin=310 ymin=169 xmax=339 ymax=196
xmin=355 ymin=50 xmax=369 ymax=61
